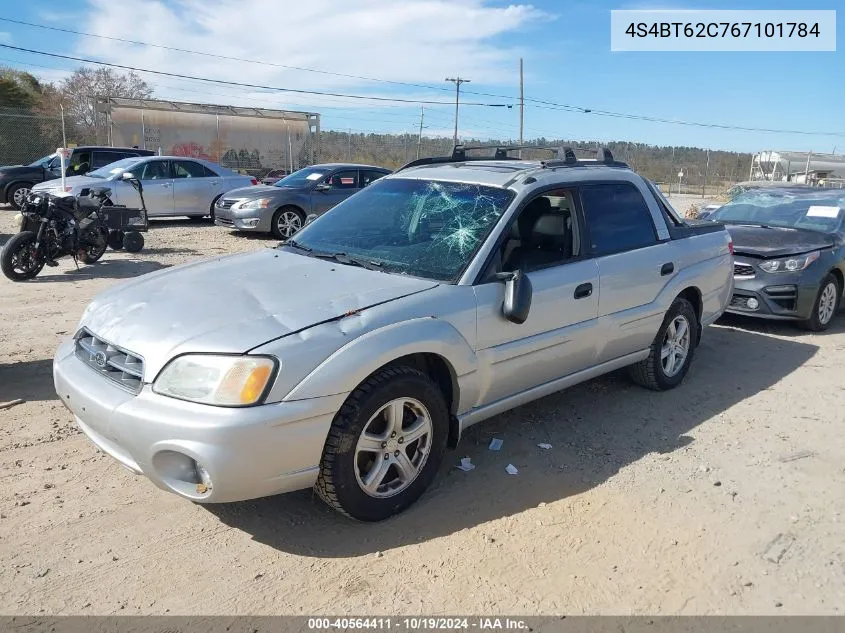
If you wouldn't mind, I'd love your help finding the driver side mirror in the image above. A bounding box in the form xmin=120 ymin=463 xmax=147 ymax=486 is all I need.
xmin=496 ymin=270 xmax=533 ymax=324
xmin=121 ymin=172 xmax=138 ymax=181
xmin=314 ymin=182 xmax=331 ymax=192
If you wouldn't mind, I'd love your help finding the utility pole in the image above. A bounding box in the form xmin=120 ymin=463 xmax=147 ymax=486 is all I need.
xmin=417 ymin=106 xmax=425 ymax=159
xmin=702 ymin=148 xmax=710 ymax=198
xmin=519 ymin=58 xmax=524 ymax=147
xmin=445 ymin=77 xmax=470 ymax=146
xmin=347 ymin=128 xmax=352 ymax=161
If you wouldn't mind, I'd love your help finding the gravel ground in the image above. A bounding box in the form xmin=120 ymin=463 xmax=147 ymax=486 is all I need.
xmin=1 ymin=206 xmax=844 ymax=616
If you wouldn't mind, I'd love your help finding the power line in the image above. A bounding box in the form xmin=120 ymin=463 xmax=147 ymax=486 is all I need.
xmin=0 ymin=17 xmax=462 ymax=95
xmin=0 ymin=44 xmax=514 ymax=108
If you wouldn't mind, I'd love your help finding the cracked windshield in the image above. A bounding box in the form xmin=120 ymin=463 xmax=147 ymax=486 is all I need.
xmin=286 ymin=178 xmax=514 ymax=281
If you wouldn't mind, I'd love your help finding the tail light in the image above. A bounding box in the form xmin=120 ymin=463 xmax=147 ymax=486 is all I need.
xmin=250 ymin=178 xmax=258 ymax=185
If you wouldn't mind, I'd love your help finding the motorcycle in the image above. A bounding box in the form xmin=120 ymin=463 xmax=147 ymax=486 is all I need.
xmin=1 ymin=174 xmax=149 ymax=282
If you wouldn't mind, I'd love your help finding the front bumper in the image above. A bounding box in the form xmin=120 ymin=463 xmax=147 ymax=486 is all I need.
xmin=214 ymin=203 xmax=272 ymax=232
xmin=53 ymin=338 xmax=346 ymax=503
xmin=726 ymin=269 xmax=819 ymax=321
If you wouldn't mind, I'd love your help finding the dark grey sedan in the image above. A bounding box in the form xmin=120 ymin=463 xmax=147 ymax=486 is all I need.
xmin=214 ymin=163 xmax=391 ymax=239
xmin=716 ymin=187 xmax=845 ymax=330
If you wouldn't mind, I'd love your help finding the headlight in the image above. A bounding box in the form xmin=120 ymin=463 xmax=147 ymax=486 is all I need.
xmin=153 ymin=355 xmax=278 ymax=406
xmin=758 ymin=251 xmax=820 ymax=273
xmin=238 ymin=198 xmax=272 ymax=210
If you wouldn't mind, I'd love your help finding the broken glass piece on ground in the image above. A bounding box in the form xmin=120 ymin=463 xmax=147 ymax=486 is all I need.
xmin=537 ymin=443 xmax=552 ymax=450
xmin=456 ymin=457 xmax=475 ymax=472
xmin=489 ymin=438 xmax=503 ymax=451
xmin=506 ymin=464 xmax=519 ymax=475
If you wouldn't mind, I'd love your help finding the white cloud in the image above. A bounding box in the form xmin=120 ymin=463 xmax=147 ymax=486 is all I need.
xmin=0 ymin=32 xmax=11 ymax=44
xmin=75 ymin=0 xmax=548 ymax=107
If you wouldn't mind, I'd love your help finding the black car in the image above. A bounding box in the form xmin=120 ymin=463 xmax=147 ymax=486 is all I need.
xmin=0 ymin=146 xmax=155 ymax=210
xmin=711 ymin=187 xmax=845 ymax=330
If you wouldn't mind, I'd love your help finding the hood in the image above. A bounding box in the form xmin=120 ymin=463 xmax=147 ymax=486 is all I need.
xmin=222 ymin=184 xmax=303 ymax=199
xmin=79 ymin=249 xmax=439 ymax=380
xmin=32 ymin=175 xmax=104 ymax=192
xmin=726 ymin=224 xmax=835 ymax=258
xmin=0 ymin=165 xmax=43 ymax=178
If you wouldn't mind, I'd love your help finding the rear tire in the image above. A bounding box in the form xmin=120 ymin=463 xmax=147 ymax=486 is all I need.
xmin=1 ymin=231 xmax=44 ymax=281
xmin=629 ymin=297 xmax=698 ymax=391
xmin=107 ymin=230 xmax=125 ymax=250
xmin=81 ymin=227 xmax=108 ymax=264
xmin=801 ymin=274 xmax=840 ymax=332
xmin=315 ymin=366 xmax=449 ymax=521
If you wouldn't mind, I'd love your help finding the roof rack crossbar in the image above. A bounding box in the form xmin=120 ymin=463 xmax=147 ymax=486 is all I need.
xmin=396 ymin=144 xmax=629 ymax=172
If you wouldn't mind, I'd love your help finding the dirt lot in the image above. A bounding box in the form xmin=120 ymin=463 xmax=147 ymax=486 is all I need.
xmin=1 ymin=206 xmax=843 ymax=616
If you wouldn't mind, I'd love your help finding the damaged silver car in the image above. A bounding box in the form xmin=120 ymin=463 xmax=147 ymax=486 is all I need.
xmin=54 ymin=146 xmax=733 ymax=521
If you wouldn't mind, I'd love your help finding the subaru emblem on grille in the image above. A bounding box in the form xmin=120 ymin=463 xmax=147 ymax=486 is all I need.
xmin=93 ymin=351 xmax=108 ymax=368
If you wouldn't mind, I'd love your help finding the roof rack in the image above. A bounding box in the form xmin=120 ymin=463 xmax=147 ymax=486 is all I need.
xmin=395 ymin=144 xmax=629 ymax=172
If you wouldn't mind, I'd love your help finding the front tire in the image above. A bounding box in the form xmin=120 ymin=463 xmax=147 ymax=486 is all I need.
xmin=802 ymin=274 xmax=840 ymax=332
xmin=1 ymin=231 xmax=44 ymax=281
xmin=315 ymin=366 xmax=449 ymax=521
xmin=270 ymin=206 xmax=304 ymax=240
xmin=81 ymin=227 xmax=108 ymax=264
xmin=8 ymin=183 xmax=32 ymax=210
xmin=629 ymin=297 xmax=699 ymax=391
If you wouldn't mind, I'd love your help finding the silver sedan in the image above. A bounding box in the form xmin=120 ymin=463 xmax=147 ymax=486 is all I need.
xmin=32 ymin=156 xmax=257 ymax=218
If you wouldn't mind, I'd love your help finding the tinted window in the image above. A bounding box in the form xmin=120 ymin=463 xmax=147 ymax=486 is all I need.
xmin=139 ymin=160 xmax=172 ymax=180
xmin=86 ymin=157 xmax=143 ymax=179
xmin=327 ymin=170 xmax=358 ymax=189
xmin=580 ymin=183 xmax=657 ymax=256
xmin=92 ymin=151 xmax=125 ymax=168
xmin=361 ymin=170 xmax=388 ymax=187
xmin=173 ymin=160 xmax=217 ymax=178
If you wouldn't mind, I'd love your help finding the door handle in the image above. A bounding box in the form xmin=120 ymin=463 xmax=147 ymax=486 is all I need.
xmin=661 ymin=262 xmax=675 ymax=276
xmin=160 ymin=182 xmax=172 ymax=188
xmin=574 ymin=282 xmax=593 ymax=299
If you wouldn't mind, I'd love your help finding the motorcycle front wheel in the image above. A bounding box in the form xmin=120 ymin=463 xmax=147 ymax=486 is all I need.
xmin=1 ymin=231 xmax=45 ymax=281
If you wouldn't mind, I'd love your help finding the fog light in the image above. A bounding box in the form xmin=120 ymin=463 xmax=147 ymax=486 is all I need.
xmin=746 ymin=297 xmax=759 ymax=310
xmin=241 ymin=218 xmax=260 ymax=228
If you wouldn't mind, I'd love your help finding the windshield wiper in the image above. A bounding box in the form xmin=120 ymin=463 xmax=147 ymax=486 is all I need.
xmin=282 ymin=239 xmax=312 ymax=252
xmin=312 ymin=251 xmax=383 ymax=271
xmin=728 ymin=221 xmax=773 ymax=229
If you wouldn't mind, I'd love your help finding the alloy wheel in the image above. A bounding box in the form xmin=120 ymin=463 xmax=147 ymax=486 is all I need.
xmin=12 ymin=186 xmax=30 ymax=208
xmin=661 ymin=315 xmax=690 ymax=378
xmin=276 ymin=211 xmax=302 ymax=238
xmin=818 ymin=282 xmax=838 ymax=325
xmin=354 ymin=397 xmax=433 ymax=498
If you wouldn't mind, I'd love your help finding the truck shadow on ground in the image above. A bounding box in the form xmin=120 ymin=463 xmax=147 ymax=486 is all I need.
xmin=207 ymin=324 xmax=817 ymax=558
xmin=0 ymin=359 xmax=57 ymax=403
xmin=27 ymin=259 xmax=170 ymax=283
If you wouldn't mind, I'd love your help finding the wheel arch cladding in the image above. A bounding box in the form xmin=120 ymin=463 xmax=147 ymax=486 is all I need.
xmin=676 ymin=286 xmax=703 ymax=342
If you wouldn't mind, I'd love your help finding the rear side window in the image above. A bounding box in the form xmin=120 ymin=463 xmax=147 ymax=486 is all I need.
xmin=361 ymin=170 xmax=388 ymax=187
xmin=579 ymin=183 xmax=658 ymax=256
xmin=173 ymin=160 xmax=217 ymax=178
xmin=92 ymin=151 xmax=125 ymax=168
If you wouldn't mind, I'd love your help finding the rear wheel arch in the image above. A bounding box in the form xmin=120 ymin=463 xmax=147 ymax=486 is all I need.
xmin=829 ymin=267 xmax=844 ymax=294
xmin=676 ymin=286 xmax=703 ymax=343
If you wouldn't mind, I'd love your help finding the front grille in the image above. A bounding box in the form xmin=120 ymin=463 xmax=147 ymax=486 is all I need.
xmin=217 ymin=198 xmax=238 ymax=210
xmin=733 ymin=262 xmax=755 ymax=277
xmin=75 ymin=329 xmax=144 ymax=394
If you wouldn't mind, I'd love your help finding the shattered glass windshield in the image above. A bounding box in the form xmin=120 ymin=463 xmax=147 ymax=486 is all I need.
xmin=286 ymin=178 xmax=514 ymax=282
xmin=711 ymin=190 xmax=845 ymax=233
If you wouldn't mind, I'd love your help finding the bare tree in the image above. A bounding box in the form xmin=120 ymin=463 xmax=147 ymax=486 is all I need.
xmin=58 ymin=67 xmax=152 ymax=143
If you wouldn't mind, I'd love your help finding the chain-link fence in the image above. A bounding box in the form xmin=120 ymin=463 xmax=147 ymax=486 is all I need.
xmin=0 ymin=107 xmax=66 ymax=166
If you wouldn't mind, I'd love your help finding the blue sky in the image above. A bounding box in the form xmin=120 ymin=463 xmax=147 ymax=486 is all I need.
xmin=0 ymin=0 xmax=841 ymax=152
